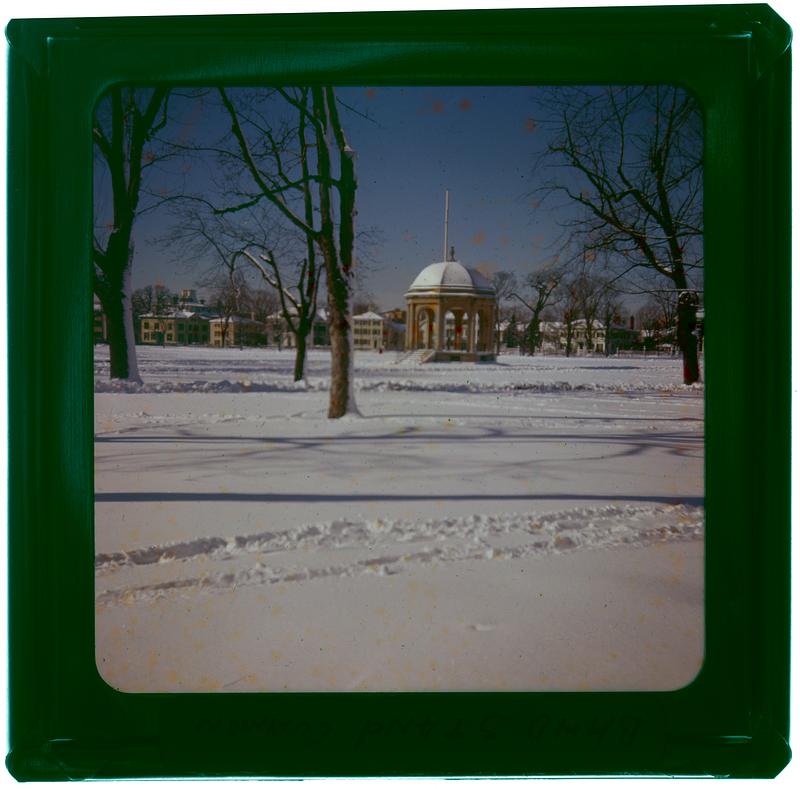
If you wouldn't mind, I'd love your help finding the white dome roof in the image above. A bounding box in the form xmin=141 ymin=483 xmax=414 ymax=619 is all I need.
xmin=406 ymin=261 xmax=495 ymax=297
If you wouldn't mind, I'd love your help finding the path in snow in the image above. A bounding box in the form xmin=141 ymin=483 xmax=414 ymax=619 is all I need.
xmin=96 ymin=503 xmax=703 ymax=608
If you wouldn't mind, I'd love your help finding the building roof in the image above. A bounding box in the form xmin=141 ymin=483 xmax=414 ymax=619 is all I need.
xmin=209 ymin=316 xmax=263 ymax=325
xmin=406 ymin=260 xmax=495 ymax=298
xmin=353 ymin=311 xmax=384 ymax=321
xmin=138 ymin=310 xmax=210 ymax=320
xmin=266 ymin=308 xmax=329 ymax=322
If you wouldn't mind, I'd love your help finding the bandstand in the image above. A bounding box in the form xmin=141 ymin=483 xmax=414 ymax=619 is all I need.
xmin=404 ymin=248 xmax=496 ymax=362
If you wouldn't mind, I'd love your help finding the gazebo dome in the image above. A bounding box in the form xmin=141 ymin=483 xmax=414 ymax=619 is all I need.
xmin=406 ymin=260 xmax=495 ymax=298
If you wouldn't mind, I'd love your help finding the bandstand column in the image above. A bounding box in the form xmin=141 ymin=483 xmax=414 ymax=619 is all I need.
xmin=479 ymin=306 xmax=489 ymax=351
xmin=454 ymin=310 xmax=464 ymax=352
xmin=435 ymin=303 xmax=445 ymax=351
xmin=425 ymin=304 xmax=432 ymax=350
xmin=467 ymin=308 xmax=476 ymax=353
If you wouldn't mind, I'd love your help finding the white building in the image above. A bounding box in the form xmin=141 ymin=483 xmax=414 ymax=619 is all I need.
xmin=536 ymin=319 xmax=639 ymax=354
xmin=353 ymin=311 xmax=385 ymax=350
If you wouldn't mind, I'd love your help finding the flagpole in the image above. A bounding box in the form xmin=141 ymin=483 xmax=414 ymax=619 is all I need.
xmin=443 ymin=190 xmax=449 ymax=261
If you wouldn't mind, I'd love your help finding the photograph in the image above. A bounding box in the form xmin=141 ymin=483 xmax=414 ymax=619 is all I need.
xmin=92 ymin=84 xmax=705 ymax=693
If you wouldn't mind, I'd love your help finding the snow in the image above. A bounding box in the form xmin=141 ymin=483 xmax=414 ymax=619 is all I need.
xmin=95 ymin=346 xmax=704 ymax=692
xmin=95 ymin=345 xmax=702 ymax=393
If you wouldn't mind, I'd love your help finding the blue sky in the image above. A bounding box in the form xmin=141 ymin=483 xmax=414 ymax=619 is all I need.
xmin=97 ymin=87 xmax=568 ymax=309
xmin=97 ymin=85 xmax=696 ymax=313
xmin=337 ymin=87 xmax=559 ymax=307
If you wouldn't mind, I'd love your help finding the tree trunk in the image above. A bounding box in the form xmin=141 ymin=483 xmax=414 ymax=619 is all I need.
xmin=680 ymin=335 xmax=700 ymax=384
xmin=293 ymin=326 xmax=308 ymax=383
xmin=326 ymin=269 xmax=355 ymax=418
xmin=98 ymin=268 xmax=141 ymax=383
xmin=676 ymin=295 xmax=701 ymax=384
xmin=104 ymin=297 xmax=130 ymax=379
xmin=312 ymin=86 xmax=358 ymax=419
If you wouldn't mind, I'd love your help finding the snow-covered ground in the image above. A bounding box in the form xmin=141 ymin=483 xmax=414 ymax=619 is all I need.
xmin=95 ymin=346 xmax=704 ymax=692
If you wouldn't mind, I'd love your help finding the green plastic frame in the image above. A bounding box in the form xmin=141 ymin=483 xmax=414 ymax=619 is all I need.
xmin=5 ymin=4 xmax=792 ymax=779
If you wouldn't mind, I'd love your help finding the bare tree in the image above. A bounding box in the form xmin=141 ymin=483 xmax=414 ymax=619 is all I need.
xmin=238 ymin=249 xmax=319 ymax=381
xmin=510 ymin=266 xmax=563 ymax=355
xmin=93 ymin=87 xmax=169 ymax=381
xmin=162 ymin=192 xmax=318 ymax=379
xmin=207 ymin=268 xmax=249 ymax=347
xmin=534 ymin=85 xmax=703 ymax=382
xmin=491 ymin=271 xmax=517 ymax=354
xmin=637 ymin=291 xmax=678 ymax=352
xmin=168 ymin=208 xmax=252 ymax=349
xmin=503 ymin=312 xmax=521 ymax=350
xmin=214 ymin=87 xmax=358 ymax=416
xmin=559 ymin=277 xmax=582 ymax=358
xmin=245 ymin=287 xmax=281 ymax=323
xmin=571 ymin=273 xmax=604 ymax=354
xmin=598 ymin=281 xmax=624 ymax=357
xmin=131 ymin=284 xmax=173 ymax=321
xmin=352 ymin=287 xmax=380 ymax=316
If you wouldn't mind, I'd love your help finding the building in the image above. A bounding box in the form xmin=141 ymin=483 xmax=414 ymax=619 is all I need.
xmin=138 ymin=311 xmax=211 ymax=346
xmin=537 ymin=319 xmax=639 ymax=354
xmin=353 ymin=311 xmax=385 ymax=350
xmin=572 ymin=319 xmax=607 ymax=354
xmin=404 ymin=249 xmax=496 ymax=361
xmin=176 ymin=295 xmax=216 ymax=318
xmin=209 ymin=316 xmax=265 ymax=347
xmin=264 ymin=313 xmax=290 ymax=348
xmin=382 ymin=308 xmax=406 ymax=324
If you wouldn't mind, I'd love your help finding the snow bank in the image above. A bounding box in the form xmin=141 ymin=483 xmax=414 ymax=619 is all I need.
xmin=95 ymin=376 xmax=702 ymax=395
xmin=94 ymin=377 xmax=319 ymax=394
xmin=94 ymin=345 xmax=704 ymax=395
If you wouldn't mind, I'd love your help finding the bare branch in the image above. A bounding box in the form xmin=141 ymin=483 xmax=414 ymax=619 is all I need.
xmin=218 ymin=87 xmax=317 ymax=238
